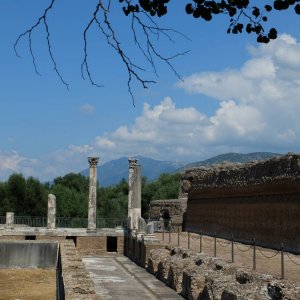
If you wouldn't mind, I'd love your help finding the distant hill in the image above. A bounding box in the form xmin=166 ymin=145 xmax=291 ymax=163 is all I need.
xmin=80 ymin=152 xmax=282 ymax=187
xmin=80 ymin=156 xmax=185 ymax=187
xmin=182 ymin=152 xmax=282 ymax=169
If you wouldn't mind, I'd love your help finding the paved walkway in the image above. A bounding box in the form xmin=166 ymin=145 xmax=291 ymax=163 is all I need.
xmin=82 ymin=256 xmax=184 ymax=300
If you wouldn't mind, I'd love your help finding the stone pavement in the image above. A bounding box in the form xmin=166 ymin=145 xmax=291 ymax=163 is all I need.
xmin=82 ymin=256 xmax=184 ymax=300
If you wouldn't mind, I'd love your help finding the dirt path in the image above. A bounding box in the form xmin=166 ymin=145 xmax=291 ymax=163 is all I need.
xmin=0 ymin=269 xmax=56 ymax=300
xmin=156 ymin=232 xmax=300 ymax=283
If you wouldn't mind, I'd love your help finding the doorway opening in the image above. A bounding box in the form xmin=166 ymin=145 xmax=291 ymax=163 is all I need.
xmin=107 ymin=236 xmax=118 ymax=252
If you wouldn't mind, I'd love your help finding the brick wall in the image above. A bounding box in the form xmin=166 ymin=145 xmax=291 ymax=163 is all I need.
xmin=185 ymin=192 xmax=300 ymax=253
xmin=182 ymin=154 xmax=300 ymax=254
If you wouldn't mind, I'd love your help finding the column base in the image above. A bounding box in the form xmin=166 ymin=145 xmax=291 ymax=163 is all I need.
xmin=86 ymin=228 xmax=97 ymax=233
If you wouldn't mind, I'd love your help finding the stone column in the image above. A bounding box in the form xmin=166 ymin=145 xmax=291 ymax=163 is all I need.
xmin=87 ymin=156 xmax=99 ymax=232
xmin=132 ymin=164 xmax=142 ymax=231
xmin=5 ymin=212 xmax=14 ymax=229
xmin=47 ymin=194 xmax=56 ymax=229
xmin=128 ymin=158 xmax=137 ymax=229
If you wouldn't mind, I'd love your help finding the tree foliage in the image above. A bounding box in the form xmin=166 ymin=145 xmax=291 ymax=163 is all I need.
xmin=121 ymin=0 xmax=300 ymax=42
xmin=0 ymin=171 xmax=180 ymax=219
xmin=14 ymin=0 xmax=299 ymax=103
xmin=0 ymin=174 xmax=48 ymax=216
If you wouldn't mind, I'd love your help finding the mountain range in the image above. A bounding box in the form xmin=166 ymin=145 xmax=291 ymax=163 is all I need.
xmin=80 ymin=152 xmax=282 ymax=187
xmin=80 ymin=156 xmax=185 ymax=187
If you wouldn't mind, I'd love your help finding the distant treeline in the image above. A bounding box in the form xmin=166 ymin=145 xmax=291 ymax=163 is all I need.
xmin=0 ymin=172 xmax=180 ymax=219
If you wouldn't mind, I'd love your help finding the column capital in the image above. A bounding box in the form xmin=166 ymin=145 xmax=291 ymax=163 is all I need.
xmin=128 ymin=157 xmax=137 ymax=169
xmin=88 ymin=157 xmax=99 ymax=167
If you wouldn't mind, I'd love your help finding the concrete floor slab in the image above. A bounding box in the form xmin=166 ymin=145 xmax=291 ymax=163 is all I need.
xmin=82 ymin=256 xmax=184 ymax=300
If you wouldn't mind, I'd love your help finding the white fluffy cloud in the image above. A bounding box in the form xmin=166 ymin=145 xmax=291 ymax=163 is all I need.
xmin=1 ymin=34 xmax=300 ymax=181
xmin=0 ymin=151 xmax=37 ymax=179
xmin=178 ymin=34 xmax=300 ymax=149
xmin=80 ymin=104 xmax=95 ymax=114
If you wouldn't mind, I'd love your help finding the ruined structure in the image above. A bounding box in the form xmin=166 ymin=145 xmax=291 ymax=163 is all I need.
xmin=47 ymin=194 xmax=56 ymax=230
xmin=149 ymin=199 xmax=184 ymax=231
xmin=147 ymin=245 xmax=300 ymax=300
xmin=149 ymin=182 xmax=188 ymax=231
xmin=5 ymin=212 xmax=14 ymax=229
xmin=128 ymin=158 xmax=142 ymax=231
xmin=87 ymin=157 xmax=99 ymax=232
xmin=181 ymin=153 xmax=300 ymax=253
xmin=1 ymin=154 xmax=300 ymax=299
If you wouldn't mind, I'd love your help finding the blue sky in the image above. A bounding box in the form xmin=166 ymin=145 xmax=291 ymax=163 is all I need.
xmin=1 ymin=1 xmax=300 ymax=181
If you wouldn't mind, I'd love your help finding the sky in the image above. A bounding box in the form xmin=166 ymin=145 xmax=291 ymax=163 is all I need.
xmin=1 ymin=1 xmax=300 ymax=181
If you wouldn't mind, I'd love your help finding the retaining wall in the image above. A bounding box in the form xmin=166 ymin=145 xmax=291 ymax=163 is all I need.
xmin=181 ymin=153 xmax=300 ymax=253
xmin=0 ymin=240 xmax=58 ymax=269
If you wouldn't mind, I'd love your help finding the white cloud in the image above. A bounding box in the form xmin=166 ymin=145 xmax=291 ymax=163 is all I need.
xmin=0 ymin=151 xmax=38 ymax=179
xmin=68 ymin=144 xmax=93 ymax=154
xmin=177 ymin=34 xmax=300 ymax=149
xmin=1 ymin=34 xmax=300 ymax=182
xmin=80 ymin=103 xmax=95 ymax=114
xmin=95 ymin=137 xmax=116 ymax=149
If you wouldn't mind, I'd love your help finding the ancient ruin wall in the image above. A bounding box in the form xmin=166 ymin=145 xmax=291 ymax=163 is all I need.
xmin=181 ymin=153 xmax=300 ymax=253
xmin=149 ymin=199 xmax=184 ymax=228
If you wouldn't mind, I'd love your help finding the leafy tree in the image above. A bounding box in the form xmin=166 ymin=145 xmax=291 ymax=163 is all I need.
xmin=0 ymin=182 xmax=9 ymax=215
xmin=14 ymin=1 xmax=299 ymax=103
xmin=0 ymin=171 xmax=180 ymax=219
xmin=142 ymin=172 xmax=180 ymax=218
xmin=24 ymin=177 xmax=48 ymax=216
xmin=97 ymin=178 xmax=128 ymax=219
xmin=53 ymin=173 xmax=89 ymax=194
xmin=5 ymin=173 xmax=27 ymax=215
xmin=50 ymin=173 xmax=89 ymax=217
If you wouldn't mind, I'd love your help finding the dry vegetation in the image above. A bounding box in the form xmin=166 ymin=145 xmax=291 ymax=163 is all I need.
xmin=0 ymin=269 xmax=56 ymax=300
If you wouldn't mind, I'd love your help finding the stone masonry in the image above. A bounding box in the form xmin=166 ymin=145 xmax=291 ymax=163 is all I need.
xmin=181 ymin=153 xmax=300 ymax=253
xmin=128 ymin=158 xmax=142 ymax=231
xmin=47 ymin=194 xmax=56 ymax=230
xmin=87 ymin=157 xmax=99 ymax=232
xmin=147 ymin=245 xmax=300 ymax=300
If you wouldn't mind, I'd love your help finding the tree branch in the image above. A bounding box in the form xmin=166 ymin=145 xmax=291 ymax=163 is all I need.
xmin=14 ymin=0 xmax=68 ymax=89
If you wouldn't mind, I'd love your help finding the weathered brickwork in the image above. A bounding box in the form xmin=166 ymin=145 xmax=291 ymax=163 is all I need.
xmin=147 ymin=245 xmax=300 ymax=300
xmin=76 ymin=236 xmax=124 ymax=255
xmin=124 ymin=234 xmax=300 ymax=299
xmin=59 ymin=240 xmax=100 ymax=300
xmin=0 ymin=235 xmax=25 ymax=240
xmin=150 ymin=199 xmax=184 ymax=229
xmin=182 ymin=153 xmax=300 ymax=253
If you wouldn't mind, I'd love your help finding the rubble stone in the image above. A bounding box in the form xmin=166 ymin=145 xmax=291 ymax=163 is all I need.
xmin=147 ymin=245 xmax=300 ymax=300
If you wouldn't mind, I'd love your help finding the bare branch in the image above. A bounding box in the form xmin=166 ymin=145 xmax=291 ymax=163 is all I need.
xmin=81 ymin=3 xmax=103 ymax=87
xmin=131 ymin=11 xmax=191 ymax=80
xmin=29 ymin=31 xmax=41 ymax=76
xmin=14 ymin=0 xmax=68 ymax=89
xmin=15 ymin=0 xmax=191 ymax=104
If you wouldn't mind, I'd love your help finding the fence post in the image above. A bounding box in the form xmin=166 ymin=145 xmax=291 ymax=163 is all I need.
xmin=231 ymin=235 xmax=234 ymax=263
xmin=169 ymin=229 xmax=171 ymax=243
xmin=188 ymin=232 xmax=190 ymax=249
xmin=214 ymin=232 xmax=217 ymax=257
xmin=177 ymin=227 xmax=180 ymax=247
xmin=200 ymin=232 xmax=202 ymax=253
xmin=281 ymin=242 xmax=285 ymax=279
xmin=253 ymin=238 xmax=256 ymax=271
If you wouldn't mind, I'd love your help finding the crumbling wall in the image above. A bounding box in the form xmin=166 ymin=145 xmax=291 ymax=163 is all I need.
xmin=149 ymin=199 xmax=184 ymax=229
xmin=181 ymin=153 xmax=300 ymax=253
xmin=147 ymin=245 xmax=300 ymax=300
xmin=60 ymin=240 xmax=100 ymax=300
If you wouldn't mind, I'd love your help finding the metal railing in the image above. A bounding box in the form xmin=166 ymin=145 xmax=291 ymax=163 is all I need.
xmin=0 ymin=216 xmax=127 ymax=228
xmin=158 ymin=227 xmax=300 ymax=280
